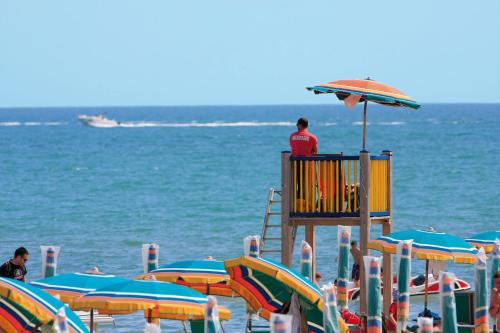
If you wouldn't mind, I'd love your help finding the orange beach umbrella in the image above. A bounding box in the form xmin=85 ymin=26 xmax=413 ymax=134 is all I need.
xmin=307 ymin=79 xmax=420 ymax=149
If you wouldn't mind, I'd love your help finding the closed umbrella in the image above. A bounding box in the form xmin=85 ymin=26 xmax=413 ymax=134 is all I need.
xmin=307 ymin=79 xmax=420 ymax=149
xmin=54 ymin=307 xmax=70 ymax=333
xmin=440 ymin=271 xmax=458 ymax=333
xmin=270 ymin=313 xmax=292 ymax=333
xmin=300 ymin=240 xmax=313 ymax=280
xmin=0 ymin=277 xmax=88 ymax=333
xmin=396 ymin=240 xmax=412 ymax=332
xmin=41 ymin=246 xmax=60 ymax=278
xmin=323 ymin=283 xmax=341 ymax=333
xmin=474 ymin=248 xmax=488 ymax=333
xmin=364 ymin=256 xmax=382 ymax=333
xmin=337 ymin=226 xmax=350 ymax=310
xmin=492 ymin=240 xmax=500 ymax=289
xmin=416 ymin=317 xmax=433 ymax=333
xmin=204 ymin=296 xmax=222 ymax=333
xmin=142 ymin=243 xmax=159 ymax=274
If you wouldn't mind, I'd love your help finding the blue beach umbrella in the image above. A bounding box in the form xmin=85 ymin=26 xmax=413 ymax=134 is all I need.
xmin=364 ymin=256 xmax=382 ymax=333
xmin=439 ymin=272 xmax=458 ymax=333
xmin=337 ymin=226 xmax=350 ymax=310
xmin=466 ymin=231 xmax=500 ymax=253
xmin=31 ymin=272 xmax=129 ymax=307
xmin=300 ymin=240 xmax=313 ymax=280
xmin=474 ymin=249 xmax=488 ymax=333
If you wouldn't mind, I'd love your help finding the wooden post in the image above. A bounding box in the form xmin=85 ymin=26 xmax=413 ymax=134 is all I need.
xmin=359 ymin=150 xmax=371 ymax=315
xmin=90 ymin=308 xmax=94 ymax=333
xmin=281 ymin=151 xmax=293 ymax=267
xmin=305 ymin=225 xmax=316 ymax=279
xmin=382 ymin=150 xmax=393 ymax=315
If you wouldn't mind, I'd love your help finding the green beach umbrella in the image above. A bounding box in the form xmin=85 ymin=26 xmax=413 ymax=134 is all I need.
xmin=204 ymin=296 xmax=223 ymax=333
xmin=492 ymin=240 xmax=500 ymax=289
xmin=396 ymin=240 xmax=412 ymax=332
xmin=364 ymin=256 xmax=382 ymax=333
xmin=439 ymin=271 xmax=458 ymax=333
xmin=323 ymin=283 xmax=341 ymax=333
xmin=337 ymin=226 xmax=350 ymax=310
xmin=474 ymin=248 xmax=489 ymax=333
xmin=300 ymin=240 xmax=313 ymax=280
xmin=416 ymin=317 xmax=433 ymax=333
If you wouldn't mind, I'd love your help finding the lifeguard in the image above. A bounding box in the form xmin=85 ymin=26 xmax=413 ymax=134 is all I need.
xmin=289 ymin=117 xmax=318 ymax=156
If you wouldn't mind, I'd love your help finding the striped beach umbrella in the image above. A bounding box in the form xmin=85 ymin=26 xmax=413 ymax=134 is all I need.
xmin=417 ymin=317 xmax=433 ymax=333
xmin=31 ymin=273 xmax=128 ymax=307
xmin=204 ymin=296 xmax=222 ymax=333
xmin=439 ymin=271 xmax=458 ymax=333
xmin=225 ymin=256 xmax=325 ymax=332
xmin=474 ymin=248 xmax=488 ymax=333
xmin=323 ymin=283 xmax=341 ymax=333
xmin=139 ymin=260 xmax=232 ymax=297
xmin=0 ymin=277 xmax=88 ymax=333
xmin=270 ymin=313 xmax=292 ymax=333
xmin=396 ymin=240 xmax=412 ymax=332
xmin=307 ymin=79 xmax=420 ymax=148
xmin=337 ymin=226 xmax=351 ymax=310
xmin=364 ymin=256 xmax=382 ymax=333
xmin=41 ymin=246 xmax=60 ymax=278
xmin=492 ymin=240 xmax=500 ymax=289
xmin=72 ymin=280 xmax=231 ymax=322
xmin=466 ymin=231 xmax=500 ymax=253
xmin=369 ymin=229 xmax=477 ymax=314
xmin=300 ymin=240 xmax=313 ymax=280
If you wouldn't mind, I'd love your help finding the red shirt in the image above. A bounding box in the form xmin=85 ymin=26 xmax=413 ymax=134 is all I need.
xmin=290 ymin=129 xmax=318 ymax=156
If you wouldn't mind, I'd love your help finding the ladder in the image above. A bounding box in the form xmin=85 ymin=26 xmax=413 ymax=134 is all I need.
xmin=259 ymin=188 xmax=297 ymax=257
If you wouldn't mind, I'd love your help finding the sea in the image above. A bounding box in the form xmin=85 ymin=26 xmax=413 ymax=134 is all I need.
xmin=0 ymin=103 xmax=498 ymax=332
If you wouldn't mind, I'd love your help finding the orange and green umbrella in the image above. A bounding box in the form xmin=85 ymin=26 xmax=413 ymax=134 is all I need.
xmin=307 ymin=79 xmax=420 ymax=149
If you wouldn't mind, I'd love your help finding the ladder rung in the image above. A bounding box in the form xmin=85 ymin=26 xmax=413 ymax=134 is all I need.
xmin=263 ymin=237 xmax=281 ymax=241
xmin=270 ymin=200 xmax=281 ymax=203
xmin=268 ymin=212 xmax=281 ymax=216
xmin=262 ymin=249 xmax=281 ymax=253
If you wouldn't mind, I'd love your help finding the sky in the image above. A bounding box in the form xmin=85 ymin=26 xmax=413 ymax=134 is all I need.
xmin=1 ymin=0 xmax=499 ymax=107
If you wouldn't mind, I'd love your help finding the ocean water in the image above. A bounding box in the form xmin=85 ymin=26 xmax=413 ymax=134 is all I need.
xmin=0 ymin=104 xmax=498 ymax=332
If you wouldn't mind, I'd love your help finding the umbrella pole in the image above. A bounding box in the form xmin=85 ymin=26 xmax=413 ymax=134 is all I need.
xmin=90 ymin=308 xmax=94 ymax=333
xmin=362 ymin=100 xmax=368 ymax=149
xmin=424 ymin=260 xmax=429 ymax=313
xmin=148 ymin=308 xmax=152 ymax=323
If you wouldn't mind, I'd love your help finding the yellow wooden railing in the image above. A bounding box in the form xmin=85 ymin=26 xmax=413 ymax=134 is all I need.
xmin=290 ymin=154 xmax=389 ymax=217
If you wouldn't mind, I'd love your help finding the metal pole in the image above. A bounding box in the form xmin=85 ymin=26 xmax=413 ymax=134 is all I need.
xmin=362 ymin=100 xmax=368 ymax=149
xmin=90 ymin=309 xmax=94 ymax=333
xmin=424 ymin=259 xmax=429 ymax=313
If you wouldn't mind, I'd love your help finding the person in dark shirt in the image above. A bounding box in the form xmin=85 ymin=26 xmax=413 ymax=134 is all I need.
xmin=0 ymin=247 xmax=29 ymax=282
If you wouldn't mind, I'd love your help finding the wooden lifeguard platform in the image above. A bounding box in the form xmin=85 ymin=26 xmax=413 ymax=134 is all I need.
xmin=278 ymin=149 xmax=394 ymax=315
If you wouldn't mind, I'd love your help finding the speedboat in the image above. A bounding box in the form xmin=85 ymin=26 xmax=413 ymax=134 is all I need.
xmin=78 ymin=114 xmax=120 ymax=128
xmin=347 ymin=274 xmax=470 ymax=300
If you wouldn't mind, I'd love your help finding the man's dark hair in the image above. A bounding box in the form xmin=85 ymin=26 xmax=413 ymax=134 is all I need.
xmin=351 ymin=240 xmax=358 ymax=246
xmin=297 ymin=117 xmax=308 ymax=128
xmin=495 ymin=271 xmax=500 ymax=279
xmin=14 ymin=247 xmax=29 ymax=258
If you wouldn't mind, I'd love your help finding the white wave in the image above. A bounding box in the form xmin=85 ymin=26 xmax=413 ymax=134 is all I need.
xmin=321 ymin=122 xmax=337 ymax=126
xmin=0 ymin=122 xmax=21 ymax=126
xmin=378 ymin=121 xmax=407 ymax=126
xmin=24 ymin=122 xmax=66 ymax=126
xmin=114 ymin=121 xmax=295 ymax=128
xmin=352 ymin=121 xmax=370 ymax=126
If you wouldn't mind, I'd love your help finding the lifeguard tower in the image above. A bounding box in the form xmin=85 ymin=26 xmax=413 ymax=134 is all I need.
xmin=261 ymin=149 xmax=394 ymax=315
